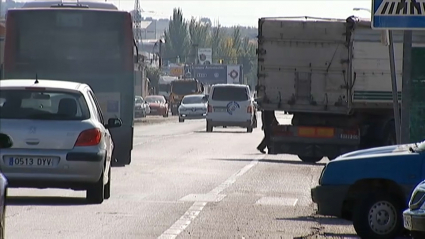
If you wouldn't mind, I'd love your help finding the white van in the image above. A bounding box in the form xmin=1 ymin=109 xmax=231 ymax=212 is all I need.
xmin=206 ymin=84 xmax=257 ymax=133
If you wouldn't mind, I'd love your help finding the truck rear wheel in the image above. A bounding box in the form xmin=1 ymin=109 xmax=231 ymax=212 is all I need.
xmin=298 ymin=155 xmax=322 ymax=163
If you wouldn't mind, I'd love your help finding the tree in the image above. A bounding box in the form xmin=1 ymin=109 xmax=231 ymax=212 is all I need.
xmin=210 ymin=23 xmax=224 ymax=63
xmin=163 ymin=8 xmax=190 ymax=64
xmin=188 ymin=18 xmax=211 ymax=63
xmin=146 ymin=67 xmax=162 ymax=93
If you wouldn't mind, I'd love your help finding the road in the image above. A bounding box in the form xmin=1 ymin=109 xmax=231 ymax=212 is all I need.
xmin=5 ymin=112 xmax=358 ymax=239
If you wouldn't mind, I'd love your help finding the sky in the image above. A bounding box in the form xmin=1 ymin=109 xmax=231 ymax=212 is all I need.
xmin=108 ymin=0 xmax=373 ymax=27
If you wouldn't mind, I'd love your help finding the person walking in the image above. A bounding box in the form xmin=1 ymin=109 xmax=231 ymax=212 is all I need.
xmin=257 ymin=110 xmax=278 ymax=154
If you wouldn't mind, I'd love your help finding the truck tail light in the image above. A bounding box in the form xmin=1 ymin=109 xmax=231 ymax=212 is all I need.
xmin=75 ymin=129 xmax=101 ymax=147
xmin=247 ymin=105 xmax=253 ymax=113
xmin=208 ymin=104 xmax=212 ymax=112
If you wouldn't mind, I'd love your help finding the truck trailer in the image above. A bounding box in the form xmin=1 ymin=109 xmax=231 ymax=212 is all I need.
xmin=256 ymin=16 xmax=425 ymax=163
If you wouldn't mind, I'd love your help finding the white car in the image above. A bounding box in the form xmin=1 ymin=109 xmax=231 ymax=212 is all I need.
xmin=206 ymin=84 xmax=257 ymax=133
xmin=178 ymin=94 xmax=207 ymax=122
xmin=0 ymin=79 xmax=122 ymax=204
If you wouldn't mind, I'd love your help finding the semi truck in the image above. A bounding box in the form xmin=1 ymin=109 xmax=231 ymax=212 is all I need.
xmin=256 ymin=16 xmax=425 ymax=163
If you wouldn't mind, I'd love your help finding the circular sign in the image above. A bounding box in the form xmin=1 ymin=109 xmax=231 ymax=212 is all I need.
xmin=214 ymin=73 xmax=219 ymax=78
xmin=229 ymin=70 xmax=239 ymax=80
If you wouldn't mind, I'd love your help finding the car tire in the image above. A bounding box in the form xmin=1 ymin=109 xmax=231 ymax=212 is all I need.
xmin=298 ymin=155 xmax=322 ymax=163
xmin=104 ymin=167 xmax=111 ymax=200
xmin=86 ymin=170 xmax=105 ymax=204
xmin=0 ymin=189 xmax=6 ymax=239
xmin=206 ymin=122 xmax=213 ymax=132
xmin=352 ymin=192 xmax=403 ymax=239
xmin=247 ymin=126 xmax=253 ymax=133
xmin=179 ymin=118 xmax=184 ymax=123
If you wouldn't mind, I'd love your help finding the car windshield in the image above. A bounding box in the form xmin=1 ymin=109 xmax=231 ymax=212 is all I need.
xmin=135 ymin=97 xmax=144 ymax=104
xmin=182 ymin=96 xmax=204 ymax=104
xmin=0 ymin=89 xmax=90 ymax=120
xmin=145 ymin=97 xmax=165 ymax=103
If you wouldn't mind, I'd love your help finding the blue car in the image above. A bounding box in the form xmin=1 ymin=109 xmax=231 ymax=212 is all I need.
xmin=311 ymin=142 xmax=425 ymax=239
xmin=403 ymin=180 xmax=425 ymax=239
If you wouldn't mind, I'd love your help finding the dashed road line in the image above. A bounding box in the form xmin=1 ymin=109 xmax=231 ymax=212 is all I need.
xmin=157 ymin=154 xmax=264 ymax=239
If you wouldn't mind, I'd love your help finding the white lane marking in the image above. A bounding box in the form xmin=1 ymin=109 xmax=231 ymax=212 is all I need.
xmin=158 ymin=154 xmax=264 ymax=239
xmin=255 ymin=197 xmax=299 ymax=206
xmin=179 ymin=194 xmax=226 ymax=202
xmin=157 ymin=202 xmax=207 ymax=239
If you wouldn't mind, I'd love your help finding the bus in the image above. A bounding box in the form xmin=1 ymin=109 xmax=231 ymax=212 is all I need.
xmin=2 ymin=2 xmax=136 ymax=166
xmin=169 ymin=79 xmax=204 ymax=115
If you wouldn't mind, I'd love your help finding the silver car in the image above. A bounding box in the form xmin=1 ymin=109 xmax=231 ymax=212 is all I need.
xmin=0 ymin=79 xmax=122 ymax=204
xmin=178 ymin=94 xmax=207 ymax=123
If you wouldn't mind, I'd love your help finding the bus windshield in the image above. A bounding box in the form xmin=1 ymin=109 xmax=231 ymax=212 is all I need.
xmin=4 ymin=9 xmax=133 ymax=75
xmin=171 ymin=81 xmax=198 ymax=95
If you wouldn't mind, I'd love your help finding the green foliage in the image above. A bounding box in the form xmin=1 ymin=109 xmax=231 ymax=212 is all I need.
xmin=163 ymin=8 xmax=258 ymax=87
xmin=146 ymin=67 xmax=162 ymax=90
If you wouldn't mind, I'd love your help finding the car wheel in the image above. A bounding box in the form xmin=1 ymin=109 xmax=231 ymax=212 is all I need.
xmin=104 ymin=167 xmax=111 ymax=200
xmin=297 ymin=155 xmax=323 ymax=163
xmin=353 ymin=193 xmax=403 ymax=239
xmin=179 ymin=117 xmax=184 ymax=123
xmin=86 ymin=170 xmax=105 ymax=204
xmin=206 ymin=122 xmax=213 ymax=132
xmin=0 ymin=189 xmax=6 ymax=239
xmin=247 ymin=126 xmax=253 ymax=133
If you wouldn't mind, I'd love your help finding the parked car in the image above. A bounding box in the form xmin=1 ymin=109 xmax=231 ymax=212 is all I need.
xmin=145 ymin=95 xmax=168 ymax=117
xmin=178 ymin=94 xmax=207 ymax=122
xmin=0 ymin=79 xmax=122 ymax=204
xmin=134 ymin=96 xmax=150 ymax=118
xmin=0 ymin=134 xmax=9 ymax=239
xmin=311 ymin=142 xmax=425 ymax=239
xmin=403 ymin=180 xmax=425 ymax=239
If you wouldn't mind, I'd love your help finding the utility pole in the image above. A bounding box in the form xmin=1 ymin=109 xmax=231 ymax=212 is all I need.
xmin=388 ymin=30 xmax=402 ymax=144
xmin=401 ymin=31 xmax=412 ymax=144
xmin=158 ymin=39 xmax=163 ymax=70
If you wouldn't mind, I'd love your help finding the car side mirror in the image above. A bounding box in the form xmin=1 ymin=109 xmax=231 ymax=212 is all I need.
xmin=0 ymin=133 xmax=13 ymax=149
xmin=106 ymin=118 xmax=122 ymax=129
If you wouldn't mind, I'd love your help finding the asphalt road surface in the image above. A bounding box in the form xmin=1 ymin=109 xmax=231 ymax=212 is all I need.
xmin=6 ymin=112 xmax=359 ymax=239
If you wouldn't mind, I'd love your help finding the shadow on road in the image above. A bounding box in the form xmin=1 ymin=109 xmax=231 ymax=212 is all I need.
xmin=6 ymin=196 xmax=89 ymax=206
xmin=279 ymin=216 xmax=352 ymax=226
xmin=194 ymin=130 xmax=249 ymax=134
xmin=211 ymin=158 xmax=326 ymax=166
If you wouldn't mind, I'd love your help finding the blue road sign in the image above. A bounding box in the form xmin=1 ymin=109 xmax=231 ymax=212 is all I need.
xmin=372 ymin=0 xmax=425 ymax=29
xmin=192 ymin=65 xmax=227 ymax=84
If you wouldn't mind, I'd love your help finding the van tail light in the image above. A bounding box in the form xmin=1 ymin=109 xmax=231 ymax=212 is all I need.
xmin=207 ymin=104 xmax=212 ymax=112
xmin=74 ymin=129 xmax=102 ymax=147
xmin=247 ymin=105 xmax=253 ymax=113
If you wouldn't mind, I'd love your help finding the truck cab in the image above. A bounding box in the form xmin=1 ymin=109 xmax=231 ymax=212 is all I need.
xmin=169 ymin=79 xmax=204 ymax=115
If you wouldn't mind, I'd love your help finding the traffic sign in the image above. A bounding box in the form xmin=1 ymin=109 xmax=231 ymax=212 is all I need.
xmin=192 ymin=65 xmax=227 ymax=84
xmin=372 ymin=0 xmax=425 ymax=29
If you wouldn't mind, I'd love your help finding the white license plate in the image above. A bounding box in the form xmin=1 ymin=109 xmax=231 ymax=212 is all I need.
xmin=403 ymin=214 xmax=412 ymax=229
xmin=7 ymin=157 xmax=57 ymax=167
xmin=214 ymin=108 xmax=226 ymax=112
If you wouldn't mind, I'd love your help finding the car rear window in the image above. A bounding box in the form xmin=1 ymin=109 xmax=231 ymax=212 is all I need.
xmin=211 ymin=86 xmax=249 ymax=101
xmin=0 ymin=89 xmax=90 ymax=120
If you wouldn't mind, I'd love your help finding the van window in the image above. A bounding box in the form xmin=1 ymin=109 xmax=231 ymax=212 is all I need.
xmin=212 ymin=86 xmax=249 ymax=101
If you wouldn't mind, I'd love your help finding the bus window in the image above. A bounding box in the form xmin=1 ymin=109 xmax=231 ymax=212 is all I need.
xmin=4 ymin=9 xmax=133 ymax=75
